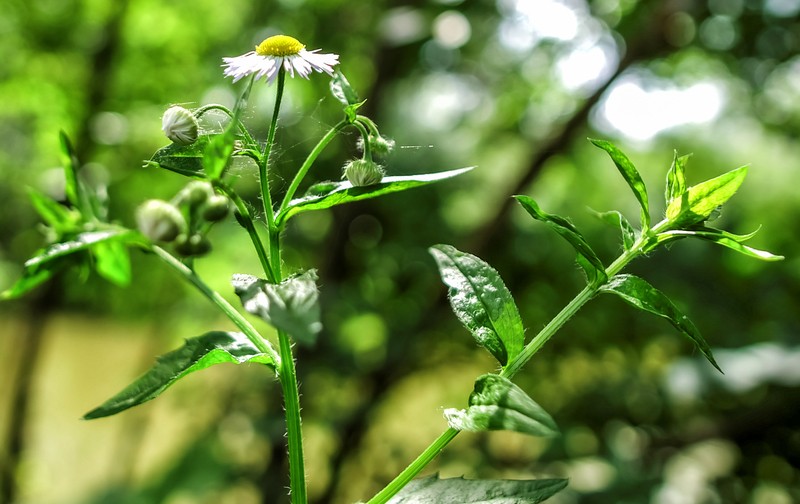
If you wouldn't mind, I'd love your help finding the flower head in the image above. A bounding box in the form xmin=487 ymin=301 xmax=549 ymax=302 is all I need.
xmin=222 ymin=35 xmax=339 ymax=85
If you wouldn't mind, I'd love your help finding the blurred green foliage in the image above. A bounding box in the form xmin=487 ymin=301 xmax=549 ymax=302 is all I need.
xmin=1 ymin=0 xmax=799 ymax=503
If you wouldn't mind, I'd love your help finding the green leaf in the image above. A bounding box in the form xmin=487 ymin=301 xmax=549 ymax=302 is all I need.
xmin=92 ymin=240 xmax=132 ymax=286
xmin=146 ymin=135 xmax=213 ymax=178
xmin=444 ymin=374 xmax=558 ymax=437
xmin=1 ymin=259 xmax=66 ymax=300
xmin=515 ymin=195 xmax=607 ymax=285
xmin=429 ymin=246 xmax=524 ymax=366
xmin=592 ymin=209 xmax=636 ymax=251
xmin=330 ymin=70 xmax=360 ymax=107
xmin=387 ymin=475 xmax=568 ymax=504
xmin=665 ymin=151 xmax=689 ymax=205
xmin=665 ymin=165 xmax=748 ymax=227
xmin=658 ymin=228 xmax=783 ymax=261
xmin=83 ymin=331 xmax=275 ymax=419
xmin=233 ymin=270 xmax=322 ymax=345
xmin=600 ymin=274 xmax=721 ymax=372
xmin=590 ymin=138 xmax=650 ymax=229
xmin=27 ymin=187 xmax=80 ymax=232
xmin=58 ymin=131 xmax=81 ymax=209
xmin=276 ymin=167 xmax=473 ymax=226
xmin=204 ymin=83 xmax=250 ymax=179
xmin=23 ymin=229 xmax=140 ymax=269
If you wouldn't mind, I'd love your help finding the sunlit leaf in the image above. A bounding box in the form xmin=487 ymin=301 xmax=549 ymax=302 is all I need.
xmin=515 ymin=195 xmax=606 ymax=285
xmin=24 ymin=230 xmax=140 ymax=269
xmin=387 ymin=474 xmax=568 ymax=504
xmin=590 ymin=138 xmax=650 ymax=229
xmin=600 ymin=274 xmax=721 ymax=372
xmin=276 ymin=167 xmax=473 ymax=226
xmin=83 ymin=331 xmax=276 ymax=419
xmin=658 ymin=228 xmax=783 ymax=261
xmin=429 ymin=245 xmax=524 ymax=366
xmin=665 ymin=151 xmax=689 ymax=204
xmin=592 ymin=209 xmax=636 ymax=251
xmin=233 ymin=270 xmax=322 ymax=345
xmin=444 ymin=374 xmax=558 ymax=437
xmin=330 ymin=70 xmax=360 ymax=107
xmin=665 ymin=165 xmax=748 ymax=227
xmin=92 ymin=240 xmax=132 ymax=286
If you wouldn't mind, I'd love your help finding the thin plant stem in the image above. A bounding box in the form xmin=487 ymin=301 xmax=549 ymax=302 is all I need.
xmin=260 ymin=70 xmax=286 ymax=232
xmin=366 ymin=220 xmax=672 ymax=504
xmin=194 ymin=103 xmax=258 ymax=147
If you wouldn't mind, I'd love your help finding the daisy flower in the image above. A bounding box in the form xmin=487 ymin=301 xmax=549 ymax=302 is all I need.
xmin=222 ymin=35 xmax=339 ymax=85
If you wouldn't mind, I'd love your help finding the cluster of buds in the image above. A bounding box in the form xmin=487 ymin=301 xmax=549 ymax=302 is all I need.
xmin=135 ymin=181 xmax=229 ymax=257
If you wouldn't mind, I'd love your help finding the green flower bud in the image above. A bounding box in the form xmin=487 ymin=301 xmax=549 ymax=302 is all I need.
xmin=136 ymin=199 xmax=186 ymax=242
xmin=178 ymin=181 xmax=214 ymax=207
xmin=343 ymin=159 xmax=385 ymax=187
xmin=162 ymin=106 xmax=199 ymax=145
xmin=174 ymin=233 xmax=212 ymax=257
xmin=202 ymin=195 xmax=230 ymax=222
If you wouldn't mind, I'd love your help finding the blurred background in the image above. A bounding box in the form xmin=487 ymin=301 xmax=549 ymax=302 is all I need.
xmin=1 ymin=0 xmax=798 ymax=503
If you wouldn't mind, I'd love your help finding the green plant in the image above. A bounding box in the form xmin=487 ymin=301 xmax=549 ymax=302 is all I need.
xmin=3 ymin=35 xmax=782 ymax=504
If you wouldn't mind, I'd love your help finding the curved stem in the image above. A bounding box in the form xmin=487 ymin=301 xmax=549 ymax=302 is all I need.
xmin=278 ymin=119 xmax=348 ymax=218
xmin=260 ymin=70 xmax=286 ymax=231
xmin=353 ymin=120 xmax=372 ymax=160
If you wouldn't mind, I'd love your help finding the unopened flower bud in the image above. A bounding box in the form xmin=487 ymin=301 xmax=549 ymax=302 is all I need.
xmin=179 ymin=181 xmax=214 ymax=207
xmin=162 ymin=106 xmax=199 ymax=145
xmin=174 ymin=233 xmax=212 ymax=257
xmin=343 ymin=159 xmax=385 ymax=187
xmin=358 ymin=135 xmax=395 ymax=159
xmin=202 ymin=195 xmax=230 ymax=222
xmin=136 ymin=199 xmax=186 ymax=242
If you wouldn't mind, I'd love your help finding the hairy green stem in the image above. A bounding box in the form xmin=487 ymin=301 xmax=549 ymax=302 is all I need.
xmin=367 ymin=219 xmax=671 ymax=504
xmin=278 ymin=119 xmax=348 ymax=218
xmin=260 ymin=70 xmax=285 ymax=231
xmin=151 ymin=245 xmax=279 ymax=366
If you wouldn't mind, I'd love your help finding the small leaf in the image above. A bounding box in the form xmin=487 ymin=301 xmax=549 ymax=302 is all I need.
xmin=444 ymin=374 xmax=558 ymax=437
xmin=665 ymin=165 xmax=748 ymax=228
xmin=601 ymin=274 xmax=721 ymax=372
xmin=146 ymin=135 xmax=213 ymax=178
xmin=344 ymin=99 xmax=367 ymax=123
xmin=665 ymin=151 xmax=689 ymax=205
xmin=592 ymin=209 xmax=636 ymax=251
xmin=23 ymin=230 xmax=140 ymax=269
xmin=58 ymin=131 xmax=81 ymax=209
xmin=204 ymin=82 xmax=250 ymax=179
xmin=387 ymin=474 xmax=568 ymax=504
xmin=590 ymin=138 xmax=650 ymax=229
xmin=233 ymin=270 xmax=322 ymax=345
xmin=276 ymin=167 xmax=473 ymax=226
xmin=27 ymin=188 xmax=80 ymax=233
xmin=330 ymin=70 xmax=360 ymax=106
xmin=515 ymin=195 xmax=607 ymax=285
xmin=429 ymin=245 xmax=524 ymax=366
xmin=83 ymin=331 xmax=275 ymax=419
xmin=658 ymin=228 xmax=783 ymax=261
xmin=92 ymin=240 xmax=132 ymax=286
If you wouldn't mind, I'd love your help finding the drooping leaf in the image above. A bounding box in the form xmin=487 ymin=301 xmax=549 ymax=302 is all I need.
xmin=590 ymin=138 xmax=650 ymax=229
xmin=23 ymin=229 xmax=140 ymax=269
xmin=83 ymin=331 xmax=276 ymax=420
xmin=330 ymin=70 xmax=360 ymax=107
xmin=233 ymin=270 xmax=322 ymax=345
xmin=146 ymin=135 xmax=213 ymax=178
xmin=600 ymin=274 xmax=721 ymax=372
xmin=515 ymin=195 xmax=607 ymax=285
xmin=592 ymin=209 xmax=636 ymax=251
xmin=657 ymin=228 xmax=783 ymax=261
xmin=665 ymin=151 xmax=689 ymax=205
xmin=92 ymin=240 xmax=132 ymax=286
xmin=444 ymin=374 xmax=558 ymax=437
xmin=665 ymin=165 xmax=748 ymax=227
xmin=387 ymin=474 xmax=568 ymax=504
xmin=276 ymin=167 xmax=473 ymax=226
xmin=429 ymin=245 xmax=524 ymax=366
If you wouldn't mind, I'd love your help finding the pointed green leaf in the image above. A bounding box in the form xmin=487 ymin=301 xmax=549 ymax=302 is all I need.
xmin=666 ymin=165 xmax=748 ymax=227
xmin=233 ymin=270 xmax=322 ymax=345
xmin=665 ymin=151 xmax=689 ymax=205
xmin=146 ymin=135 xmax=213 ymax=178
xmin=429 ymin=246 xmax=524 ymax=366
xmin=92 ymin=240 xmax=132 ymax=286
xmin=444 ymin=374 xmax=558 ymax=437
xmin=592 ymin=209 xmax=636 ymax=251
xmin=1 ymin=259 xmax=67 ymax=300
xmin=601 ymin=274 xmax=721 ymax=372
xmin=658 ymin=228 xmax=783 ymax=261
xmin=330 ymin=70 xmax=360 ymax=107
xmin=83 ymin=331 xmax=276 ymax=419
xmin=276 ymin=167 xmax=473 ymax=226
xmin=590 ymin=138 xmax=650 ymax=229
xmin=58 ymin=131 xmax=81 ymax=209
xmin=515 ymin=195 xmax=607 ymax=285
xmin=23 ymin=230 xmax=140 ymax=269
xmin=387 ymin=475 xmax=568 ymax=504
xmin=204 ymin=82 xmax=251 ymax=179
xmin=27 ymin=188 xmax=81 ymax=233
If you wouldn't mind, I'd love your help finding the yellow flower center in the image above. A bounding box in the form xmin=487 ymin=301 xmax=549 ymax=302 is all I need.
xmin=255 ymin=35 xmax=305 ymax=57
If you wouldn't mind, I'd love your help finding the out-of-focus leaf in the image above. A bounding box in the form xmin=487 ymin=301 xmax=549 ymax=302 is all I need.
xmin=276 ymin=168 xmax=473 ymax=226
xmin=657 ymin=228 xmax=783 ymax=261
xmin=590 ymin=138 xmax=650 ymax=229
xmin=330 ymin=70 xmax=360 ymax=106
xmin=444 ymin=374 xmax=558 ymax=437
xmin=23 ymin=230 xmax=140 ymax=269
xmin=27 ymin=187 xmax=80 ymax=233
xmin=592 ymin=209 xmax=636 ymax=250
xmin=92 ymin=240 xmax=132 ymax=286
xmin=429 ymin=245 xmax=524 ymax=366
xmin=600 ymin=274 xmax=721 ymax=372
xmin=83 ymin=331 xmax=275 ymax=419
xmin=665 ymin=165 xmax=748 ymax=227
xmin=387 ymin=474 xmax=568 ymax=504
xmin=233 ymin=270 xmax=322 ymax=345
xmin=58 ymin=131 xmax=81 ymax=209
xmin=665 ymin=151 xmax=689 ymax=204
xmin=1 ymin=259 xmax=67 ymax=300
xmin=515 ymin=195 xmax=606 ymax=285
